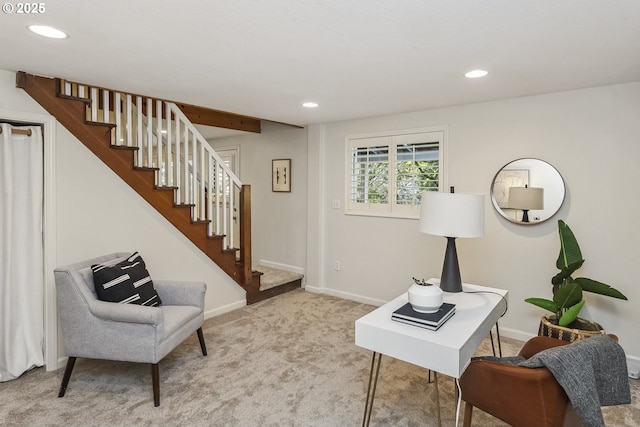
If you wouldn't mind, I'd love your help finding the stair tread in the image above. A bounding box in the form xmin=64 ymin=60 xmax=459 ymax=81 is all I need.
xmin=191 ymin=219 xmax=211 ymax=224
xmin=253 ymin=265 xmax=304 ymax=291
xmin=86 ymin=120 xmax=116 ymax=129
xmin=110 ymin=144 xmax=138 ymax=151
xmin=57 ymin=93 xmax=90 ymax=104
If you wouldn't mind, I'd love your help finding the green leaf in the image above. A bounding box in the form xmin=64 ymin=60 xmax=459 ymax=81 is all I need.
xmin=553 ymin=282 xmax=582 ymax=310
xmin=556 ymin=220 xmax=583 ymax=270
xmin=551 ymin=260 xmax=584 ymax=286
xmin=575 ymin=277 xmax=628 ymax=300
xmin=558 ymin=300 xmax=585 ymax=327
xmin=525 ymin=298 xmax=558 ymax=314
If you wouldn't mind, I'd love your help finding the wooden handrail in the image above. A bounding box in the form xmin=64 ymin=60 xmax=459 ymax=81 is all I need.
xmin=56 ymin=78 xmax=262 ymax=133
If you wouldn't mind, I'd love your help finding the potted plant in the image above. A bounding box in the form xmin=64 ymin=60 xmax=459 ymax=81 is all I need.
xmin=525 ymin=220 xmax=628 ymax=341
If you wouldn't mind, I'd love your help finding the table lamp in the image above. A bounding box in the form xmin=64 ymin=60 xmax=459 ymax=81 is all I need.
xmin=419 ymin=188 xmax=484 ymax=293
xmin=508 ymin=185 xmax=544 ymax=222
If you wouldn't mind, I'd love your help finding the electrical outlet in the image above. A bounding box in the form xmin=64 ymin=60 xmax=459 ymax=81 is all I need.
xmin=334 ymin=261 xmax=341 ymax=271
xmin=629 ymin=362 xmax=640 ymax=379
xmin=332 ymin=200 xmax=341 ymax=209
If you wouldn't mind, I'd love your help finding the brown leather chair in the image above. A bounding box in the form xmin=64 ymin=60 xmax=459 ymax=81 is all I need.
xmin=459 ymin=335 xmax=593 ymax=427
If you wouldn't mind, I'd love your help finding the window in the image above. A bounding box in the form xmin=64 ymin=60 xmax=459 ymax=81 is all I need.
xmin=346 ymin=127 xmax=446 ymax=218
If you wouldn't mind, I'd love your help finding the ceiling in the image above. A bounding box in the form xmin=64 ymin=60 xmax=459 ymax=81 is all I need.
xmin=1 ymin=1 xmax=639 ymax=128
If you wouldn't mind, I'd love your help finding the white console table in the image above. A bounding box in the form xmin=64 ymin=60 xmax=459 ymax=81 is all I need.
xmin=355 ymin=279 xmax=508 ymax=426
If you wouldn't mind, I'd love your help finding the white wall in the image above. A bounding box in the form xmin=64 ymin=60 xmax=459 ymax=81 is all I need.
xmin=0 ymin=69 xmax=246 ymax=364
xmin=4 ymin=66 xmax=638 ymax=363
xmin=210 ymin=121 xmax=308 ymax=274
xmin=308 ymin=83 xmax=640 ymax=360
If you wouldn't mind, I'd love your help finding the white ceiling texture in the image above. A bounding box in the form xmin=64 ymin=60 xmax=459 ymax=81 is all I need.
xmin=1 ymin=0 xmax=639 ymax=130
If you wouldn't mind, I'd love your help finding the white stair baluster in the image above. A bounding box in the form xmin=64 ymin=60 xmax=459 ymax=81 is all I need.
xmin=222 ymin=169 xmax=228 ymax=247
xmin=90 ymin=87 xmax=98 ymax=122
xmin=126 ymin=94 xmax=133 ymax=147
xmin=215 ymin=158 xmax=221 ymax=236
xmin=228 ymin=180 xmax=234 ymax=248
xmin=155 ymin=100 xmax=163 ymax=185
xmin=165 ymin=102 xmax=173 ymax=188
xmin=115 ymin=92 xmax=122 ymax=146
xmin=207 ymin=155 xmax=214 ymax=235
xmin=175 ymin=118 xmax=181 ymax=204
xmin=200 ymin=140 xmax=206 ymax=220
xmin=191 ymin=131 xmax=197 ymax=217
xmin=136 ymin=96 xmax=143 ymax=166
xmin=102 ymin=89 xmax=109 ymax=123
xmin=146 ymin=97 xmax=153 ymax=169
xmin=183 ymin=122 xmax=190 ymax=208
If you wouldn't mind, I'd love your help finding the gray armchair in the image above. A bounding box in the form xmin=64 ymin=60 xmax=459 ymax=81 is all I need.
xmin=54 ymin=252 xmax=207 ymax=406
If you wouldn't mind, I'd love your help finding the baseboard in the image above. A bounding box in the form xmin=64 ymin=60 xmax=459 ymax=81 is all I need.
xmin=304 ymin=285 xmax=386 ymax=307
xmin=204 ymin=299 xmax=246 ymax=319
xmin=53 ymin=356 xmax=67 ymax=371
xmin=495 ymin=326 xmax=535 ymax=343
xmin=258 ymin=259 xmax=304 ymax=276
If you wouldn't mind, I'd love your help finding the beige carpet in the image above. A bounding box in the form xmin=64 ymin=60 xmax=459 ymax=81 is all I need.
xmin=1 ymin=289 xmax=638 ymax=426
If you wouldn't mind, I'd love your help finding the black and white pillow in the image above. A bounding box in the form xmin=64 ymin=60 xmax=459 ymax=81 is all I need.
xmin=92 ymin=252 xmax=162 ymax=306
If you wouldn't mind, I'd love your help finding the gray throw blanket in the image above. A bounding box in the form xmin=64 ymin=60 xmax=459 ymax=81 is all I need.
xmin=476 ymin=335 xmax=630 ymax=427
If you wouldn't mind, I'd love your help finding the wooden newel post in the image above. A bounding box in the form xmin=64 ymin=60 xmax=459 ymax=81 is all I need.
xmin=239 ymin=185 xmax=252 ymax=286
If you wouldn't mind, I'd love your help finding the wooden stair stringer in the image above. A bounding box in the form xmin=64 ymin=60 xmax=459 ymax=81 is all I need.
xmin=16 ymin=72 xmax=244 ymax=284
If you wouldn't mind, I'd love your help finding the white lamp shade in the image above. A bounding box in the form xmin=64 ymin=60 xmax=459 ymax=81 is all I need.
xmin=508 ymin=187 xmax=544 ymax=210
xmin=419 ymin=191 xmax=485 ymax=238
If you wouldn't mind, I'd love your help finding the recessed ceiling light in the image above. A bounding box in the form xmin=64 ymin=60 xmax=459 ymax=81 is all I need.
xmin=464 ymin=69 xmax=488 ymax=79
xmin=302 ymin=102 xmax=318 ymax=108
xmin=27 ymin=25 xmax=68 ymax=39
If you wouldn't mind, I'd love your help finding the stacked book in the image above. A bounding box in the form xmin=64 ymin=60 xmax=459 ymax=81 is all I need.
xmin=391 ymin=302 xmax=456 ymax=330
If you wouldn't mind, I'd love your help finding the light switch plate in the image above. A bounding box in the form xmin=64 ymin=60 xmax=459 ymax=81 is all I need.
xmin=628 ymin=362 xmax=640 ymax=379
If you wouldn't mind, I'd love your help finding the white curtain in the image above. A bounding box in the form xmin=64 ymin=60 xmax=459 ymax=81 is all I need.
xmin=0 ymin=123 xmax=44 ymax=382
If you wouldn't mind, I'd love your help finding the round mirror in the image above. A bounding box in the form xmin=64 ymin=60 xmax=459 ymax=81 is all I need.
xmin=490 ymin=158 xmax=565 ymax=224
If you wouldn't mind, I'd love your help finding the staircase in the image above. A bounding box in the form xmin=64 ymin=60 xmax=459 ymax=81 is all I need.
xmin=16 ymin=71 xmax=297 ymax=304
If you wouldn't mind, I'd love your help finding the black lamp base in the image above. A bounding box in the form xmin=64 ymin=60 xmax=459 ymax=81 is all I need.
xmin=440 ymin=237 xmax=462 ymax=293
xmin=521 ymin=209 xmax=530 ymax=222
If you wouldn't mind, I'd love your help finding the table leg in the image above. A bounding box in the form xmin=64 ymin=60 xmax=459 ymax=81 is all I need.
xmin=362 ymin=352 xmax=382 ymax=427
xmin=489 ymin=330 xmax=496 ymax=356
xmin=433 ymin=371 xmax=442 ymax=427
xmin=489 ymin=322 xmax=503 ymax=357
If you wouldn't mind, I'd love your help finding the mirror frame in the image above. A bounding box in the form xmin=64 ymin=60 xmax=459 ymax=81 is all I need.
xmin=490 ymin=158 xmax=565 ymax=225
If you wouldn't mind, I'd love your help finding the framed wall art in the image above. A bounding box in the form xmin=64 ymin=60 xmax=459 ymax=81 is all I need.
xmin=272 ymin=159 xmax=291 ymax=192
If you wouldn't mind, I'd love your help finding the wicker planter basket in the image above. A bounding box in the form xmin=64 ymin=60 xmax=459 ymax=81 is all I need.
xmin=538 ymin=314 xmax=605 ymax=342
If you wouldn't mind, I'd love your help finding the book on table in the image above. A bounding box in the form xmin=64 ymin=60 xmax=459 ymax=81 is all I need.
xmin=391 ymin=302 xmax=456 ymax=330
